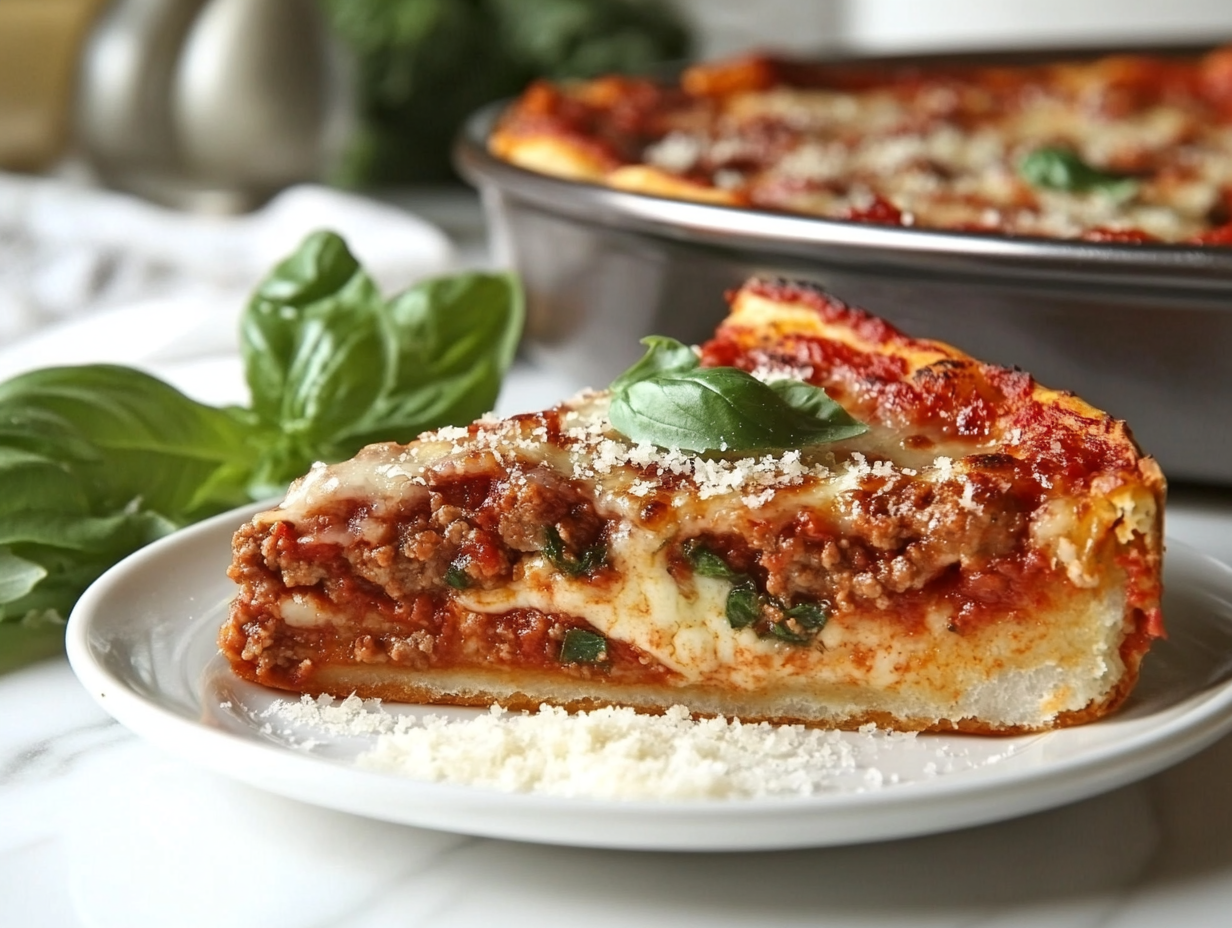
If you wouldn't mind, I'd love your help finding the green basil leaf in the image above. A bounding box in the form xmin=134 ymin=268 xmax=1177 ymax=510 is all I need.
xmin=1018 ymin=146 xmax=1138 ymax=200
xmin=445 ymin=563 xmax=471 ymax=589
xmin=609 ymin=367 xmax=867 ymax=453
xmin=338 ymin=272 xmax=524 ymax=446
xmin=784 ymin=600 xmax=829 ymax=630
xmin=242 ymin=232 xmax=388 ymax=440
xmin=0 ymin=508 xmax=179 ymax=629
xmin=278 ymin=294 xmax=389 ymax=441
xmin=766 ymin=379 xmax=867 ymax=435
xmin=241 ymin=230 xmax=379 ymax=426
xmin=0 ymin=510 xmax=175 ymax=554
xmin=768 ymin=619 xmax=813 ymax=644
xmin=0 ymin=447 xmax=89 ymax=517
xmin=726 ymin=579 xmax=761 ymax=629
xmin=542 ymin=525 xmax=606 ymax=577
xmin=683 ymin=539 xmax=739 ymax=580
xmin=609 ymin=335 xmax=699 ymax=393
xmin=0 ymin=365 xmax=257 ymax=519
xmin=559 ymin=628 xmax=608 ymax=664
xmin=0 ymin=405 xmax=100 ymax=464
xmin=0 ymin=548 xmax=47 ymax=607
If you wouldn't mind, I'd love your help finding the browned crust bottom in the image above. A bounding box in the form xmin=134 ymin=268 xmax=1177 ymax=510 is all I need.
xmin=226 ymin=657 xmax=1143 ymax=737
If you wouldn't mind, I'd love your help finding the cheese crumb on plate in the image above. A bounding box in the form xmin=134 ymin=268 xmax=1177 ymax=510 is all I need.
xmin=254 ymin=695 xmax=1023 ymax=801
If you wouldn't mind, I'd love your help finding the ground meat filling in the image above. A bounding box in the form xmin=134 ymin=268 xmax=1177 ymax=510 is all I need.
xmin=677 ymin=472 xmax=1037 ymax=626
xmin=276 ymin=459 xmax=612 ymax=603
xmin=223 ymin=457 xmax=621 ymax=678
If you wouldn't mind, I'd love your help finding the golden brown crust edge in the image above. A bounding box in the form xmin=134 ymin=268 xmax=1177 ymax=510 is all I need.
xmin=227 ymin=656 xmax=1148 ymax=737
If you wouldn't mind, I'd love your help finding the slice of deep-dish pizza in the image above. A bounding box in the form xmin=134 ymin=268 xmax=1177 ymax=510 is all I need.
xmin=221 ymin=279 xmax=1165 ymax=733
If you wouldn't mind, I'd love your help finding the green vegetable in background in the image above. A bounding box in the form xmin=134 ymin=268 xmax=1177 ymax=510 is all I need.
xmin=321 ymin=0 xmax=692 ymax=184
xmin=1017 ymin=146 xmax=1139 ymax=200
xmin=607 ymin=336 xmax=868 ymax=453
xmin=0 ymin=230 xmax=523 ymax=672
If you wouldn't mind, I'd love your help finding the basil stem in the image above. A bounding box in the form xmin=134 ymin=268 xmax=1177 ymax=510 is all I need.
xmin=560 ymin=628 xmax=608 ymax=664
xmin=1017 ymin=146 xmax=1138 ymax=200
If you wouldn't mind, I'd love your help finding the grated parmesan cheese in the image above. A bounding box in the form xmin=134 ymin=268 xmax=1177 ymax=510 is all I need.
xmin=258 ymin=696 xmax=1011 ymax=801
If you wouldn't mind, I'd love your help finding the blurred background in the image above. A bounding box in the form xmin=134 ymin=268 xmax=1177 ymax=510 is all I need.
xmin=3 ymin=0 xmax=1232 ymax=342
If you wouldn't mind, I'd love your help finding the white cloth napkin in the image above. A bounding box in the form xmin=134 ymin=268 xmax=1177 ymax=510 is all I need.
xmin=0 ymin=173 xmax=456 ymax=343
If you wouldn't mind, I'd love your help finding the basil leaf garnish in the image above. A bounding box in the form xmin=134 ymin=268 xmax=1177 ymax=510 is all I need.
xmin=0 ymin=366 xmax=255 ymax=521
xmin=609 ymin=366 xmax=867 ymax=453
xmin=609 ymin=336 xmax=699 ymax=393
xmin=0 ymin=365 xmax=253 ymax=642
xmin=337 ymin=273 xmax=524 ymax=449
xmin=607 ymin=334 xmax=866 ymax=453
xmin=1018 ymin=146 xmax=1138 ymax=200
xmin=559 ymin=628 xmax=608 ymax=664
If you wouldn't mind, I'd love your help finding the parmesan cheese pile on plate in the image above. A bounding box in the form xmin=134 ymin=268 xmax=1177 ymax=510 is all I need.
xmin=261 ymin=697 xmax=1019 ymax=801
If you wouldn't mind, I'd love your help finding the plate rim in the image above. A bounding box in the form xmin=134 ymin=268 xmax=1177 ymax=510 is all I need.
xmin=65 ymin=502 xmax=1232 ymax=851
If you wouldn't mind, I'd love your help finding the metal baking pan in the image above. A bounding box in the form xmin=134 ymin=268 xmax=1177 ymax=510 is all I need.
xmin=455 ymin=50 xmax=1232 ymax=485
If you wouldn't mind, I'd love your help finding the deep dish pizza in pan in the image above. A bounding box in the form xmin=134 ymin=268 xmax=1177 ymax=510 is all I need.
xmin=490 ymin=46 xmax=1232 ymax=244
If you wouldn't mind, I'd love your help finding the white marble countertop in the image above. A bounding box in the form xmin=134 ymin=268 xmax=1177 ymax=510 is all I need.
xmin=4 ymin=185 xmax=1232 ymax=927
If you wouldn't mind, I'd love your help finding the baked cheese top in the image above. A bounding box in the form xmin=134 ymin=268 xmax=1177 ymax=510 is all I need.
xmin=491 ymin=47 xmax=1232 ymax=244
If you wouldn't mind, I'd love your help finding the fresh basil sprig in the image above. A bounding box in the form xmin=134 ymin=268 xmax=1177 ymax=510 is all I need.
xmin=0 ymin=230 xmax=523 ymax=671
xmin=241 ymin=231 xmax=524 ymax=495
xmin=1017 ymin=146 xmax=1138 ymax=200
xmin=607 ymin=336 xmax=867 ymax=453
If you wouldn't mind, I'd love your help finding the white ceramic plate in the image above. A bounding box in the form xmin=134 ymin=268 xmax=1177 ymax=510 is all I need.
xmin=66 ymin=502 xmax=1232 ymax=851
